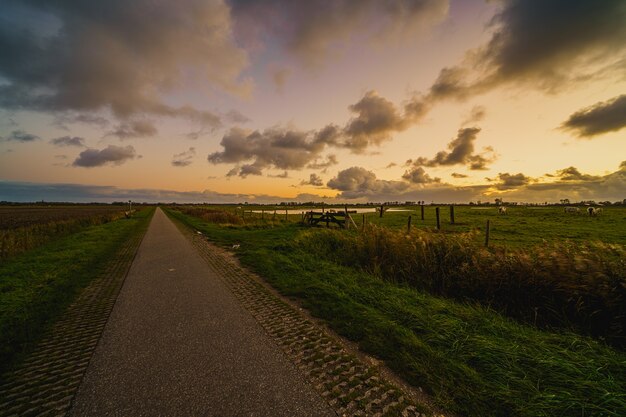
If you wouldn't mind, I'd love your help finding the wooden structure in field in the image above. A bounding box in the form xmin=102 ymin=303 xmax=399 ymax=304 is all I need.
xmin=304 ymin=209 xmax=358 ymax=229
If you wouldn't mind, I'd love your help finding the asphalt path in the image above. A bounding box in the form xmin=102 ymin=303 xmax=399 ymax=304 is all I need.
xmin=69 ymin=208 xmax=335 ymax=417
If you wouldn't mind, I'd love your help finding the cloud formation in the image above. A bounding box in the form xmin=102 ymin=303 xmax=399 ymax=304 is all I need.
xmin=343 ymin=91 xmax=408 ymax=151
xmin=73 ymin=145 xmax=137 ymax=167
xmin=50 ymin=136 xmax=86 ymax=147
xmin=327 ymin=167 xmax=410 ymax=199
xmin=1 ymin=130 xmax=40 ymax=142
xmin=549 ymin=166 xmax=600 ymax=182
xmin=231 ymin=0 xmax=449 ymax=66
xmin=560 ymin=94 xmax=626 ymax=138
xmin=402 ymin=167 xmax=441 ymax=184
xmin=208 ymin=126 xmax=339 ymax=177
xmin=106 ymin=120 xmax=158 ymax=140
xmin=451 ymin=172 xmax=468 ymax=179
xmin=300 ymin=173 xmax=324 ymax=186
xmin=428 ymin=0 xmax=626 ymax=101
xmin=171 ymin=147 xmax=196 ymax=167
xmin=0 ymin=0 xmax=248 ymax=125
xmin=209 ymin=90 xmax=431 ymax=176
xmin=407 ymin=127 xmax=496 ymax=170
xmin=488 ymin=172 xmax=534 ymax=189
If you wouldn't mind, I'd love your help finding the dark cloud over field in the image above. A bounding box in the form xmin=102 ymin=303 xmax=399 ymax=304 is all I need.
xmin=171 ymin=147 xmax=196 ymax=167
xmin=1 ymin=130 xmax=40 ymax=142
xmin=561 ymin=94 xmax=626 ymax=138
xmin=327 ymin=167 xmax=411 ymax=199
xmin=73 ymin=145 xmax=137 ymax=167
xmin=230 ymin=0 xmax=449 ymax=66
xmin=0 ymin=0 xmax=247 ymax=126
xmin=208 ymin=126 xmax=339 ymax=177
xmin=406 ymin=127 xmax=496 ymax=170
xmin=50 ymin=136 xmax=85 ymax=147
xmin=488 ymin=172 xmax=534 ymax=189
xmin=428 ymin=0 xmax=626 ymax=101
xmin=402 ymin=167 xmax=440 ymax=184
xmin=209 ymin=90 xmax=435 ymax=176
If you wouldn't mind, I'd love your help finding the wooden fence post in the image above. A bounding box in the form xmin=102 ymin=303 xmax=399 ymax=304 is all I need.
xmin=407 ymin=215 xmax=412 ymax=233
xmin=436 ymin=207 xmax=440 ymax=230
xmin=421 ymin=204 xmax=425 ymax=221
xmin=450 ymin=205 xmax=455 ymax=224
xmin=485 ymin=220 xmax=491 ymax=247
xmin=285 ymin=209 xmax=288 ymax=222
xmin=344 ymin=206 xmax=349 ymax=229
xmin=380 ymin=204 xmax=384 ymax=218
xmin=273 ymin=210 xmax=276 ymax=221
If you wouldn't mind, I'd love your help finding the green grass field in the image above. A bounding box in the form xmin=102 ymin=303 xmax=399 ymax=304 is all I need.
xmin=166 ymin=205 xmax=626 ymax=417
xmin=233 ymin=204 xmax=626 ymax=247
xmin=0 ymin=208 xmax=154 ymax=373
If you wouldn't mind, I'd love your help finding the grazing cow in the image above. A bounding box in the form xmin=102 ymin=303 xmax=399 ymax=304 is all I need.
xmin=498 ymin=206 xmax=507 ymax=215
xmin=564 ymin=207 xmax=580 ymax=213
xmin=587 ymin=207 xmax=602 ymax=216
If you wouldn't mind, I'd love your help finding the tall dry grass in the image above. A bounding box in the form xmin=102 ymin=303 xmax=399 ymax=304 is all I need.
xmin=296 ymin=226 xmax=626 ymax=347
xmin=176 ymin=207 xmax=243 ymax=225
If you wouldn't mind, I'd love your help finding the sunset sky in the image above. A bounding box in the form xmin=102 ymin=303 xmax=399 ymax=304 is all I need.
xmin=1 ymin=0 xmax=625 ymax=203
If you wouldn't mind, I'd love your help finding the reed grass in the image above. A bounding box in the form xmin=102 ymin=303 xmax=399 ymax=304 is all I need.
xmin=296 ymin=226 xmax=626 ymax=347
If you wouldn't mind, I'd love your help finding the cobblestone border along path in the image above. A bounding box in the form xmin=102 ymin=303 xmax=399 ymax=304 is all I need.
xmin=180 ymin=225 xmax=437 ymax=417
xmin=0 ymin=219 xmax=150 ymax=417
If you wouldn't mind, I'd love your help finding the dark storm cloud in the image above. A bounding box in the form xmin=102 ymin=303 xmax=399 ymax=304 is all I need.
xmin=560 ymin=94 xmax=626 ymax=138
xmin=50 ymin=136 xmax=85 ymax=147
xmin=300 ymin=173 xmax=324 ymax=186
xmin=73 ymin=145 xmax=137 ymax=167
xmin=407 ymin=127 xmax=496 ymax=170
xmin=402 ymin=167 xmax=440 ymax=184
xmin=230 ymin=0 xmax=449 ymax=66
xmin=171 ymin=147 xmax=196 ymax=167
xmin=428 ymin=0 xmax=626 ymax=101
xmin=0 ymin=0 xmax=247 ymax=124
xmin=106 ymin=120 xmax=158 ymax=140
xmin=1 ymin=130 xmax=40 ymax=142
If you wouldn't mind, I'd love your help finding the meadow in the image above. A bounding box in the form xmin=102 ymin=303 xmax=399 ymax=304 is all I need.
xmin=167 ymin=205 xmax=626 ymax=417
xmin=0 ymin=205 xmax=131 ymax=260
xmin=0 ymin=206 xmax=153 ymax=373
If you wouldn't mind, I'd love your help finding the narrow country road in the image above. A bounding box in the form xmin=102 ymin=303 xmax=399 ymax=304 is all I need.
xmin=69 ymin=208 xmax=335 ymax=417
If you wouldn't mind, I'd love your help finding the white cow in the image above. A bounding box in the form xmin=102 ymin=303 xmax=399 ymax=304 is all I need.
xmin=587 ymin=207 xmax=602 ymax=216
xmin=498 ymin=206 xmax=507 ymax=215
xmin=564 ymin=207 xmax=580 ymax=213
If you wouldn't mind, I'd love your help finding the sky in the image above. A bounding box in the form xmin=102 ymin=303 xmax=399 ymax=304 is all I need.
xmin=0 ymin=0 xmax=625 ymax=204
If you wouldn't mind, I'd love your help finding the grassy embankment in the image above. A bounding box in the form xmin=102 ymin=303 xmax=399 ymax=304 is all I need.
xmin=0 ymin=207 xmax=154 ymax=374
xmin=166 ymin=206 xmax=626 ymax=417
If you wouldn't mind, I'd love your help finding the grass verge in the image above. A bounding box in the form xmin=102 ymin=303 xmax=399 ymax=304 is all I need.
xmin=0 ymin=208 xmax=154 ymax=374
xmin=166 ymin=207 xmax=626 ymax=417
